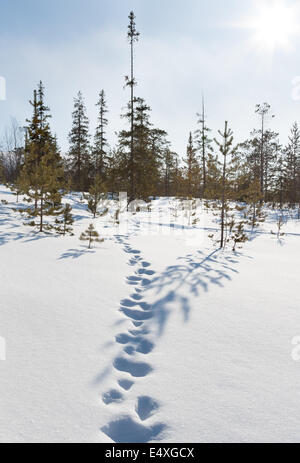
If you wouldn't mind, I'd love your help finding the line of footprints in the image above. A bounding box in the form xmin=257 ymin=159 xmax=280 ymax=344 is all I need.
xmin=101 ymin=230 xmax=167 ymax=443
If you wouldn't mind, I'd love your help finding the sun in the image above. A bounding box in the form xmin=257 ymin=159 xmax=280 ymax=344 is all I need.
xmin=244 ymin=1 xmax=299 ymax=53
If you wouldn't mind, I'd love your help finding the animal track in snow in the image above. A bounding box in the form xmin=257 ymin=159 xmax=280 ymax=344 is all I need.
xmin=102 ymin=389 xmax=124 ymax=405
xmin=132 ymin=321 xmax=144 ymax=327
xmin=138 ymin=268 xmax=156 ymax=276
xmin=114 ymin=357 xmax=153 ymax=378
xmin=131 ymin=293 xmax=144 ymax=301
xmin=120 ymin=307 xmax=154 ymax=321
xmin=118 ymin=379 xmax=134 ymax=391
xmin=116 ymin=333 xmax=154 ymax=355
xmin=101 ymin=416 xmax=166 ymax=444
xmin=136 ymin=396 xmax=160 ymax=421
xmin=101 ymin=225 xmax=165 ymax=443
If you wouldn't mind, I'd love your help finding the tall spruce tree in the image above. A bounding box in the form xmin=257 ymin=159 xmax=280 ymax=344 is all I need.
xmin=93 ymin=90 xmax=108 ymax=181
xmin=195 ymin=96 xmax=212 ymax=197
xmin=68 ymin=91 xmax=90 ymax=192
xmin=161 ymin=148 xmax=179 ymax=197
xmin=19 ymin=83 xmax=63 ymax=232
xmin=126 ymin=11 xmax=140 ymax=202
xmin=118 ymin=97 xmax=161 ymax=200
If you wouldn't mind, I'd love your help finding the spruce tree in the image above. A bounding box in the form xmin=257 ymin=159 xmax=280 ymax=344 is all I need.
xmin=195 ymin=96 xmax=212 ymax=197
xmin=126 ymin=11 xmax=140 ymax=202
xmin=93 ymin=90 xmax=108 ymax=180
xmin=19 ymin=83 xmax=63 ymax=232
xmin=239 ymin=127 xmax=280 ymax=202
xmin=161 ymin=148 xmax=179 ymax=197
xmin=284 ymin=122 xmax=300 ymax=206
xmin=68 ymin=91 xmax=90 ymax=192
xmin=55 ymin=204 xmax=74 ymax=236
xmin=86 ymin=174 xmax=105 ymax=218
xmin=118 ymin=97 xmax=160 ymax=200
xmin=183 ymin=132 xmax=200 ymax=197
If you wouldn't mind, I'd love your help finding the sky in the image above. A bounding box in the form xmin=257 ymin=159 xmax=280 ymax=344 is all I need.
xmin=1 ymin=0 xmax=300 ymax=156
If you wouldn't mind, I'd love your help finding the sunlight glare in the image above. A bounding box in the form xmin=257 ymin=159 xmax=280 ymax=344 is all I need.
xmin=246 ymin=1 xmax=299 ymax=53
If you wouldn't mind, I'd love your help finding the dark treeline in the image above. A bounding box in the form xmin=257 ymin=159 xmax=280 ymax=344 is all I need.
xmin=1 ymin=11 xmax=300 ymax=219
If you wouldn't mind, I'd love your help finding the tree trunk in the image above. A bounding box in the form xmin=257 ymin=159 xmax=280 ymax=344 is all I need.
xmin=220 ymin=150 xmax=227 ymax=249
xmin=40 ymin=195 xmax=43 ymax=233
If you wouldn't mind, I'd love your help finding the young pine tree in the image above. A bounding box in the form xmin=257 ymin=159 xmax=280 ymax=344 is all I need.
xmin=214 ymin=121 xmax=238 ymax=249
xmin=80 ymin=224 xmax=104 ymax=249
xmin=20 ymin=142 xmax=63 ymax=232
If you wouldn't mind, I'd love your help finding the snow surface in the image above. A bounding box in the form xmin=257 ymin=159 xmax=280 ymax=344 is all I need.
xmin=0 ymin=185 xmax=300 ymax=443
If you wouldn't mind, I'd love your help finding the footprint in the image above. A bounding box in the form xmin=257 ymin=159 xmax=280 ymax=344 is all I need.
xmin=124 ymin=346 xmax=135 ymax=355
xmin=142 ymin=262 xmax=151 ymax=268
xmin=116 ymin=334 xmax=154 ymax=355
xmin=136 ymin=396 xmax=160 ymax=421
xmin=116 ymin=333 xmax=133 ymax=344
xmin=118 ymin=379 xmax=134 ymax=391
xmin=127 ymin=276 xmax=142 ymax=282
xmin=120 ymin=300 xmax=151 ymax=311
xmin=129 ymin=328 xmax=150 ymax=336
xmin=120 ymin=298 xmax=139 ymax=308
xmin=102 ymin=389 xmax=124 ymax=405
xmin=139 ymin=302 xmax=152 ymax=311
xmin=120 ymin=308 xmax=154 ymax=321
xmin=136 ymin=339 xmax=154 ymax=355
xmin=114 ymin=357 xmax=153 ymax=377
xmin=125 ymin=249 xmax=141 ymax=255
xmin=126 ymin=278 xmax=141 ymax=286
xmin=101 ymin=416 xmax=166 ymax=443
xmin=138 ymin=269 xmax=156 ymax=276
xmin=133 ymin=321 xmax=144 ymax=327
xmin=131 ymin=293 xmax=143 ymax=301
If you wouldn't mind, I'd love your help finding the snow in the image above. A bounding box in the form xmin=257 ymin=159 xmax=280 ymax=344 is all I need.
xmin=0 ymin=185 xmax=300 ymax=443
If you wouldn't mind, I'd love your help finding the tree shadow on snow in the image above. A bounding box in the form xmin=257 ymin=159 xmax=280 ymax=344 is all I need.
xmin=59 ymin=248 xmax=96 ymax=260
xmin=144 ymin=249 xmax=249 ymax=336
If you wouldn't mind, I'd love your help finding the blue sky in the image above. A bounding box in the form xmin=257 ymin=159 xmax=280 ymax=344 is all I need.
xmin=1 ymin=0 xmax=300 ymax=155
